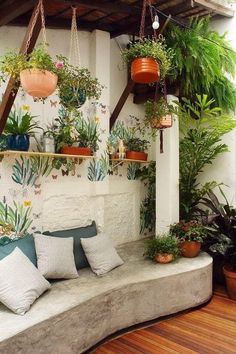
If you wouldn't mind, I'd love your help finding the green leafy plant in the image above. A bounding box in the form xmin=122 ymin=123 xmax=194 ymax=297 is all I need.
xmin=125 ymin=137 xmax=150 ymax=152
xmin=144 ymin=98 xmax=172 ymax=134
xmin=144 ymin=234 xmax=180 ymax=260
xmin=4 ymin=105 xmax=41 ymax=135
xmin=87 ymin=154 xmax=109 ymax=181
xmin=0 ymin=201 xmax=32 ymax=236
xmin=176 ymin=94 xmax=236 ymax=220
xmin=127 ymin=162 xmax=140 ymax=180
xmin=122 ymin=39 xmax=172 ymax=80
xmin=75 ymin=114 xmax=101 ymax=152
xmin=165 ymin=18 xmax=236 ymax=112
xmin=170 ymin=220 xmax=206 ymax=242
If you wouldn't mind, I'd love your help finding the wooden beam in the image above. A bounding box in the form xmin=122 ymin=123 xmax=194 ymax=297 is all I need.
xmin=0 ymin=0 xmax=36 ymax=26
xmin=110 ymin=79 xmax=135 ymax=130
xmin=0 ymin=3 xmax=42 ymax=134
xmin=194 ymin=0 xmax=234 ymax=17
xmin=58 ymin=0 xmax=140 ymax=15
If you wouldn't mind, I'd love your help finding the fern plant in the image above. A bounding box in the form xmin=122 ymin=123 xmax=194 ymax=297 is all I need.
xmin=165 ymin=18 xmax=236 ymax=112
xmin=176 ymin=94 xmax=236 ymax=220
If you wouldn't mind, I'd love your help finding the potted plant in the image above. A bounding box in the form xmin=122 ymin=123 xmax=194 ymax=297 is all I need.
xmin=170 ymin=220 xmax=206 ymax=258
xmin=73 ymin=115 xmax=101 ymax=156
xmin=199 ymin=188 xmax=236 ymax=299
xmin=125 ymin=137 xmax=150 ymax=161
xmin=145 ymin=234 xmax=180 ymax=263
xmin=57 ymin=57 xmax=103 ymax=111
xmin=4 ymin=105 xmax=41 ymax=151
xmin=144 ymin=98 xmax=172 ymax=130
xmin=0 ymin=45 xmax=61 ymax=98
xmin=122 ymin=39 xmax=172 ymax=84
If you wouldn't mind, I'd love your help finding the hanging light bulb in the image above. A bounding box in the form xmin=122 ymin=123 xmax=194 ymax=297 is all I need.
xmin=152 ymin=15 xmax=159 ymax=30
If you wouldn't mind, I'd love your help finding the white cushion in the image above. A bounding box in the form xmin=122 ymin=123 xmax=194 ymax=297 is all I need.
xmin=34 ymin=234 xmax=78 ymax=279
xmin=81 ymin=233 xmax=124 ymax=275
xmin=0 ymin=247 xmax=50 ymax=315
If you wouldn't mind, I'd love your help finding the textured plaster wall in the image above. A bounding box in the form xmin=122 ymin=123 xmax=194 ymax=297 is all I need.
xmin=0 ymin=26 xmax=148 ymax=244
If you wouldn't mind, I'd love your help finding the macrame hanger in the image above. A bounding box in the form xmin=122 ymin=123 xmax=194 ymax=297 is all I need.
xmin=25 ymin=0 xmax=47 ymax=54
xmin=69 ymin=7 xmax=81 ymax=66
xmin=139 ymin=0 xmax=157 ymax=40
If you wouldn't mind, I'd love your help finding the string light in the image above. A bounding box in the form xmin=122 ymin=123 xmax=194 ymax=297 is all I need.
xmin=152 ymin=15 xmax=160 ymax=30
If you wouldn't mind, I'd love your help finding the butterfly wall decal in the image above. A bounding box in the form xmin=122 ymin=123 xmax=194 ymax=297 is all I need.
xmin=34 ymin=190 xmax=41 ymax=195
xmin=99 ymin=103 xmax=106 ymax=109
xmin=33 ymin=212 xmax=42 ymax=219
xmin=101 ymin=109 xmax=106 ymax=114
xmin=77 ymin=174 xmax=82 ymax=178
xmin=50 ymin=100 xmax=57 ymax=107
xmin=61 ymin=169 xmax=69 ymax=176
xmin=52 ymin=175 xmax=58 ymax=180
xmin=34 ymin=183 xmax=41 ymax=189
xmin=100 ymin=128 xmax=106 ymax=134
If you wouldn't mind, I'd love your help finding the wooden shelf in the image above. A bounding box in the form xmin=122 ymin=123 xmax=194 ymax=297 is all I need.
xmin=110 ymin=158 xmax=148 ymax=164
xmin=0 ymin=150 xmax=95 ymax=159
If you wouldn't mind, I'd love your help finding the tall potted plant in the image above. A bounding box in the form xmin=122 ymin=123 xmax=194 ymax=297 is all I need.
xmin=122 ymin=39 xmax=172 ymax=84
xmin=4 ymin=105 xmax=41 ymax=151
xmin=145 ymin=234 xmax=180 ymax=264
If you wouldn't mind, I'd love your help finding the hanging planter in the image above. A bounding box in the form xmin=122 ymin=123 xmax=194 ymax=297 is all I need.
xmin=144 ymin=97 xmax=172 ymax=130
xmin=59 ymin=86 xmax=86 ymax=110
xmin=151 ymin=114 xmax=172 ymax=129
xmin=131 ymin=57 xmax=160 ymax=84
xmin=20 ymin=69 xmax=58 ymax=98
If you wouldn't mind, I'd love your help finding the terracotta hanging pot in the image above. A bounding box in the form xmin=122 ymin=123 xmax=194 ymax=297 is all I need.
xmin=155 ymin=253 xmax=174 ymax=264
xmin=180 ymin=241 xmax=201 ymax=258
xmin=223 ymin=265 xmax=236 ymax=300
xmin=131 ymin=58 xmax=160 ymax=84
xmin=126 ymin=151 xmax=148 ymax=161
xmin=20 ymin=69 xmax=58 ymax=98
xmin=61 ymin=146 xmax=92 ymax=156
xmin=151 ymin=114 xmax=173 ymax=129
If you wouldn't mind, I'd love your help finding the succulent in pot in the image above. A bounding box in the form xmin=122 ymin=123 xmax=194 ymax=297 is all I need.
xmin=125 ymin=137 xmax=150 ymax=161
xmin=144 ymin=98 xmax=172 ymax=131
xmin=145 ymin=234 xmax=180 ymax=264
xmin=122 ymin=39 xmax=172 ymax=84
xmin=4 ymin=105 xmax=41 ymax=151
xmin=170 ymin=220 xmax=206 ymax=258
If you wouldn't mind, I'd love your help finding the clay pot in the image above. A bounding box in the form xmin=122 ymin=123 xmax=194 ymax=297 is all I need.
xmin=155 ymin=253 xmax=174 ymax=264
xmin=126 ymin=151 xmax=148 ymax=161
xmin=20 ymin=69 xmax=58 ymax=98
xmin=151 ymin=114 xmax=173 ymax=129
xmin=61 ymin=146 xmax=92 ymax=156
xmin=223 ymin=265 xmax=236 ymax=300
xmin=180 ymin=241 xmax=201 ymax=258
xmin=131 ymin=58 xmax=160 ymax=84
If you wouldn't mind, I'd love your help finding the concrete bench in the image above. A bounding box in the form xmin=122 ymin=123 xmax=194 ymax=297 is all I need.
xmin=0 ymin=239 xmax=212 ymax=354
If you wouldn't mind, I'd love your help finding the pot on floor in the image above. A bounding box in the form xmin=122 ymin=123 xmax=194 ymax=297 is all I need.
xmin=223 ymin=265 xmax=236 ymax=300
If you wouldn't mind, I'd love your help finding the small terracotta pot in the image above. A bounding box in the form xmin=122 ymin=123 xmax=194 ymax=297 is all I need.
xmin=151 ymin=114 xmax=173 ymax=129
xmin=223 ymin=265 xmax=236 ymax=300
xmin=155 ymin=253 xmax=174 ymax=264
xmin=180 ymin=241 xmax=201 ymax=258
xmin=131 ymin=58 xmax=160 ymax=84
xmin=126 ymin=151 xmax=148 ymax=161
xmin=61 ymin=146 xmax=92 ymax=156
xmin=20 ymin=69 xmax=58 ymax=98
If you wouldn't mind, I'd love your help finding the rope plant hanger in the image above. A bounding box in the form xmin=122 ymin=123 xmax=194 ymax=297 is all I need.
xmin=59 ymin=7 xmax=86 ymax=110
xmin=20 ymin=0 xmax=58 ymax=98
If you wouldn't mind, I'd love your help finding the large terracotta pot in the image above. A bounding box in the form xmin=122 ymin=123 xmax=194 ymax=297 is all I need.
xmin=131 ymin=57 xmax=160 ymax=84
xmin=126 ymin=151 xmax=148 ymax=161
xmin=180 ymin=241 xmax=201 ymax=258
xmin=151 ymin=114 xmax=173 ymax=129
xmin=61 ymin=146 xmax=92 ymax=156
xmin=155 ymin=253 xmax=174 ymax=264
xmin=223 ymin=265 xmax=236 ymax=300
xmin=20 ymin=69 xmax=58 ymax=98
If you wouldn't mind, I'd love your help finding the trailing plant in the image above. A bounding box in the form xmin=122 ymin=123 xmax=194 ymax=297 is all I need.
xmin=177 ymin=94 xmax=236 ymax=220
xmin=144 ymin=98 xmax=172 ymax=134
xmin=4 ymin=105 xmax=41 ymax=135
xmin=144 ymin=234 xmax=180 ymax=260
xmin=0 ymin=201 xmax=32 ymax=237
xmin=165 ymin=18 xmax=236 ymax=112
xmin=170 ymin=220 xmax=206 ymax=242
xmin=122 ymin=39 xmax=172 ymax=80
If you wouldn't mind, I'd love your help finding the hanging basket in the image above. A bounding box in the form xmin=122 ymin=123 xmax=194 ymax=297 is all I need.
xmin=151 ymin=114 xmax=173 ymax=129
xmin=20 ymin=69 xmax=58 ymax=98
xmin=59 ymin=86 xmax=87 ymax=110
xmin=131 ymin=57 xmax=160 ymax=84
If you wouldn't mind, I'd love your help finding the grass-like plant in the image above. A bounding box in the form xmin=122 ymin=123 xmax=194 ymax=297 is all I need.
xmin=87 ymin=154 xmax=109 ymax=181
xmin=4 ymin=105 xmax=40 ymax=135
xmin=0 ymin=201 xmax=32 ymax=236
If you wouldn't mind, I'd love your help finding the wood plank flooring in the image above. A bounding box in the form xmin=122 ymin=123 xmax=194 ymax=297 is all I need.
xmin=94 ymin=287 xmax=236 ymax=354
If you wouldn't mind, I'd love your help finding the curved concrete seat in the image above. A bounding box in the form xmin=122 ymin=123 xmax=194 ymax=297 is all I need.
xmin=0 ymin=239 xmax=212 ymax=354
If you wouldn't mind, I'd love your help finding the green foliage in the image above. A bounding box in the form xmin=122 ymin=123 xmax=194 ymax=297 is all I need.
xmin=0 ymin=134 xmax=8 ymax=151
xmin=75 ymin=114 xmax=101 ymax=152
xmin=4 ymin=106 xmax=40 ymax=135
xmin=0 ymin=201 xmax=32 ymax=236
xmin=122 ymin=39 xmax=172 ymax=80
xmin=127 ymin=162 xmax=140 ymax=180
xmin=177 ymin=95 xmax=236 ymax=220
xmin=144 ymin=98 xmax=171 ymax=133
xmin=165 ymin=18 xmax=236 ymax=112
xmin=144 ymin=234 xmax=180 ymax=260
xmin=87 ymin=154 xmax=109 ymax=181
xmin=125 ymin=137 xmax=149 ymax=152
xmin=170 ymin=220 xmax=206 ymax=242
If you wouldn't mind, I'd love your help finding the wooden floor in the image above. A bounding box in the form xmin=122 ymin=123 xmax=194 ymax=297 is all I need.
xmin=94 ymin=287 xmax=236 ymax=354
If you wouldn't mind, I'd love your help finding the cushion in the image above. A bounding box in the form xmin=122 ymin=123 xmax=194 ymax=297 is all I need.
xmin=0 ymin=234 xmax=37 ymax=266
xmin=34 ymin=234 xmax=78 ymax=279
xmin=43 ymin=221 xmax=97 ymax=270
xmin=0 ymin=247 xmax=50 ymax=315
xmin=80 ymin=233 xmax=124 ymax=276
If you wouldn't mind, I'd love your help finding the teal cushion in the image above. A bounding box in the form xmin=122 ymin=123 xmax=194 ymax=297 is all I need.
xmin=0 ymin=234 xmax=37 ymax=266
xmin=43 ymin=221 xmax=97 ymax=270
